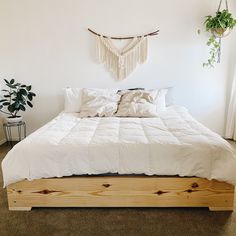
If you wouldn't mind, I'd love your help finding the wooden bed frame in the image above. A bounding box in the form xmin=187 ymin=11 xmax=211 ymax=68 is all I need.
xmin=6 ymin=176 xmax=235 ymax=211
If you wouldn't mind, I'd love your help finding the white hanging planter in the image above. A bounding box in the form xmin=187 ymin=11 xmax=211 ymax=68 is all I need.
xmin=211 ymin=27 xmax=232 ymax=38
xmin=6 ymin=116 xmax=23 ymax=123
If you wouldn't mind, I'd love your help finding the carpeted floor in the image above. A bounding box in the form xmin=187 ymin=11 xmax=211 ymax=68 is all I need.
xmin=1 ymin=142 xmax=236 ymax=236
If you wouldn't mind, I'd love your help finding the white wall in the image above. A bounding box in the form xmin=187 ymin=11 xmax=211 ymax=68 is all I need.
xmin=0 ymin=0 xmax=235 ymax=135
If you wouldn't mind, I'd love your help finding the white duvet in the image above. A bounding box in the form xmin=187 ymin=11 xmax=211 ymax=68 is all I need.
xmin=2 ymin=106 xmax=236 ymax=187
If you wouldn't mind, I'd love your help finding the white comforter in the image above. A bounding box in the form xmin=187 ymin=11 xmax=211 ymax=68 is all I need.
xmin=2 ymin=106 xmax=236 ymax=187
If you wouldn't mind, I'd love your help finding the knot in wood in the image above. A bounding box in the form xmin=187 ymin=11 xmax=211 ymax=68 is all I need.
xmin=40 ymin=189 xmax=51 ymax=194
xmin=154 ymin=190 xmax=168 ymax=195
xmin=102 ymin=184 xmax=111 ymax=188
xmin=184 ymin=189 xmax=198 ymax=193
xmin=191 ymin=183 xmax=199 ymax=188
xmin=186 ymin=189 xmax=193 ymax=193
xmin=34 ymin=189 xmax=59 ymax=195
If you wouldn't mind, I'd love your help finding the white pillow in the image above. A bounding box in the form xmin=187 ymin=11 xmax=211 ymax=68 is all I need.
xmin=165 ymin=87 xmax=175 ymax=106
xmin=64 ymin=88 xmax=82 ymax=112
xmin=155 ymin=88 xmax=168 ymax=110
xmin=115 ymin=90 xmax=160 ymax=117
xmin=79 ymin=88 xmax=120 ymax=117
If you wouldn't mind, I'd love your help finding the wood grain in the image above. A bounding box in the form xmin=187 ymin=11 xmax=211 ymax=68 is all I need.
xmin=7 ymin=176 xmax=234 ymax=211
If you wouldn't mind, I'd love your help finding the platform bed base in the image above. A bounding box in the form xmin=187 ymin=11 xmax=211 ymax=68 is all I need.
xmin=7 ymin=176 xmax=235 ymax=211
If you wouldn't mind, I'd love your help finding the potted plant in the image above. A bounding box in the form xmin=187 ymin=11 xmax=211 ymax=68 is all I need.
xmin=203 ymin=9 xmax=236 ymax=67
xmin=0 ymin=79 xmax=36 ymax=123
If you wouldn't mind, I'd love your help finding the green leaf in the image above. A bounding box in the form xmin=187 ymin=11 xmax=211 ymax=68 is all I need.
xmin=16 ymin=95 xmax=22 ymax=101
xmin=28 ymin=94 xmax=33 ymax=101
xmin=10 ymin=79 xmax=15 ymax=84
xmin=14 ymin=102 xmax=20 ymax=109
xmin=4 ymin=79 xmax=9 ymax=84
xmin=0 ymin=99 xmax=8 ymax=102
xmin=20 ymin=99 xmax=26 ymax=105
xmin=29 ymin=92 xmax=36 ymax=97
xmin=6 ymin=83 xmax=16 ymax=89
xmin=19 ymin=105 xmax=26 ymax=111
xmin=8 ymin=104 xmax=15 ymax=113
xmin=3 ymin=102 xmax=10 ymax=106
xmin=26 ymin=85 xmax=32 ymax=91
xmin=3 ymin=94 xmax=11 ymax=98
xmin=27 ymin=101 xmax=33 ymax=108
xmin=19 ymin=89 xmax=27 ymax=96
xmin=11 ymin=102 xmax=20 ymax=112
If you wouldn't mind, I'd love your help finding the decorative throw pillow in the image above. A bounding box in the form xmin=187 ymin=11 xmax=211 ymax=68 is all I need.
xmin=115 ymin=90 xmax=160 ymax=117
xmin=79 ymin=88 xmax=120 ymax=117
xmin=118 ymin=88 xmax=168 ymax=109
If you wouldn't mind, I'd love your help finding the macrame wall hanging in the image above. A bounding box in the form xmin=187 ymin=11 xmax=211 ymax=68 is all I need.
xmin=88 ymin=28 xmax=159 ymax=80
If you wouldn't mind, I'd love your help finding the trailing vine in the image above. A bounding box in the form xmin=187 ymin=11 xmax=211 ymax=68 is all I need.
xmin=203 ymin=7 xmax=236 ymax=68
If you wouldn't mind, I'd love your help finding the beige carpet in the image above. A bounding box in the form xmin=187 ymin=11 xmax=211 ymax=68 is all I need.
xmin=1 ymin=142 xmax=236 ymax=236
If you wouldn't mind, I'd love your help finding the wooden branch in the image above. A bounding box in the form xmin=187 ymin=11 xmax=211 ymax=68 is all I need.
xmin=88 ymin=28 xmax=159 ymax=40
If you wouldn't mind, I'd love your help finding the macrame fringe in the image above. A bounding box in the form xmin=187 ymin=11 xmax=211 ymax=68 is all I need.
xmin=96 ymin=36 xmax=148 ymax=80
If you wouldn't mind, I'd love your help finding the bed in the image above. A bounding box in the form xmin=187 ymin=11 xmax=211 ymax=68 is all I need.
xmin=2 ymin=105 xmax=236 ymax=211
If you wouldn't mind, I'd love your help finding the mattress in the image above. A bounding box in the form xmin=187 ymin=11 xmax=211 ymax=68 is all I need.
xmin=2 ymin=106 xmax=236 ymax=187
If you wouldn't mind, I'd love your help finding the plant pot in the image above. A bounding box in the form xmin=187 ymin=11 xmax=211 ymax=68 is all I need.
xmin=211 ymin=27 xmax=232 ymax=38
xmin=6 ymin=116 xmax=23 ymax=123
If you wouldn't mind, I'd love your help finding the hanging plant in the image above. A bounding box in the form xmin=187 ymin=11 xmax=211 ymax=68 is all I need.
xmin=203 ymin=1 xmax=236 ymax=68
